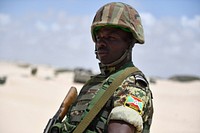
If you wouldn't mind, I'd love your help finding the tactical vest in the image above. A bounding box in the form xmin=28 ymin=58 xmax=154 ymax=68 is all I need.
xmin=51 ymin=62 xmax=152 ymax=133
xmin=65 ymin=70 xmax=122 ymax=133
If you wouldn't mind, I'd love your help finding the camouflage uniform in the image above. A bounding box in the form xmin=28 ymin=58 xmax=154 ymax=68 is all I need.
xmin=51 ymin=62 xmax=153 ymax=133
xmin=51 ymin=2 xmax=153 ymax=133
xmin=111 ymin=64 xmax=153 ymax=133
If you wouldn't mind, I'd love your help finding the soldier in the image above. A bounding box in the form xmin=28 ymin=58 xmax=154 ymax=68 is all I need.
xmin=51 ymin=2 xmax=153 ymax=133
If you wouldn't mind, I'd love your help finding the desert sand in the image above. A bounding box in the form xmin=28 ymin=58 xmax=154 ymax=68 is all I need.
xmin=0 ymin=61 xmax=200 ymax=133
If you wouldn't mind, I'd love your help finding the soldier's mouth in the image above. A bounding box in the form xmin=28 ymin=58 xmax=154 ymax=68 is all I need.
xmin=96 ymin=50 xmax=109 ymax=56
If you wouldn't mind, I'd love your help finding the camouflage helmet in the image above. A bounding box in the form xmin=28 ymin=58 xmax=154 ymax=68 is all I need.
xmin=91 ymin=2 xmax=144 ymax=44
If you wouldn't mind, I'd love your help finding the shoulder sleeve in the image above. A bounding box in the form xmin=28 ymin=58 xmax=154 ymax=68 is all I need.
xmin=108 ymin=73 xmax=153 ymax=132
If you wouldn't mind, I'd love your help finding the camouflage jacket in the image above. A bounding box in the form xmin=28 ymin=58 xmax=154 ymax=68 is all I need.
xmin=51 ymin=62 xmax=153 ymax=133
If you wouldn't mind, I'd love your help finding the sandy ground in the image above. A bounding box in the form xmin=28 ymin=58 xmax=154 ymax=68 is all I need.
xmin=0 ymin=61 xmax=200 ymax=133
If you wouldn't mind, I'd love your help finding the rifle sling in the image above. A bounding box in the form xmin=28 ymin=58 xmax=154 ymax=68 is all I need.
xmin=72 ymin=67 xmax=140 ymax=133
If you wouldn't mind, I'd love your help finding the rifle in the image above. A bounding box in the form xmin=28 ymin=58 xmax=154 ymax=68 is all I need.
xmin=44 ymin=86 xmax=78 ymax=133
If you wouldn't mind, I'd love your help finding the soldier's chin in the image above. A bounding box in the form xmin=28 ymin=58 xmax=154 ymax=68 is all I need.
xmin=99 ymin=59 xmax=114 ymax=65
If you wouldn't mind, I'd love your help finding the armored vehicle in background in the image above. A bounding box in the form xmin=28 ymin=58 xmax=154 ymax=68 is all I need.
xmin=73 ymin=68 xmax=93 ymax=83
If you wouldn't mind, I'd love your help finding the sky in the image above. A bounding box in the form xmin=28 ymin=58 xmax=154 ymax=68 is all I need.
xmin=0 ymin=0 xmax=200 ymax=78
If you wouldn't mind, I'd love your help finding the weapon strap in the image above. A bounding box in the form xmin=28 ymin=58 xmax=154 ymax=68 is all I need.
xmin=72 ymin=67 xmax=140 ymax=133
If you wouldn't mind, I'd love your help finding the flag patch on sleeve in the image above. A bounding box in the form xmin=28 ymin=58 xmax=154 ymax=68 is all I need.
xmin=124 ymin=95 xmax=144 ymax=114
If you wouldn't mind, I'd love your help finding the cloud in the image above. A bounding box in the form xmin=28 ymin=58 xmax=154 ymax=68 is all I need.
xmin=35 ymin=20 xmax=48 ymax=31
xmin=181 ymin=15 xmax=200 ymax=30
xmin=0 ymin=13 xmax=11 ymax=25
xmin=136 ymin=13 xmax=200 ymax=77
xmin=0 ymin=10 xmax=200 ymax=77
xmin=0 ymin=10 xmax=97 ymax=70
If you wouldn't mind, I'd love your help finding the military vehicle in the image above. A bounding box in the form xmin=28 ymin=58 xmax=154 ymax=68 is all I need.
xmin=73 ymin=68 xmax=93 ymax=83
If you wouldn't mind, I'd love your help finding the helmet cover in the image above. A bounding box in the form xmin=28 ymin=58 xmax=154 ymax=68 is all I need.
xmin=91 ymin=2 xmax=144 ymax=44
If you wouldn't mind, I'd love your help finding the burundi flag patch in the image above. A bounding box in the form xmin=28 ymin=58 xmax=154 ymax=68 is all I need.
xmin=124 ymin=95 xmax=144 ymax=114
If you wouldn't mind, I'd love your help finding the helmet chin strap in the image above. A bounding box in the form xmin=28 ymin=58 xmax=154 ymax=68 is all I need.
xmin=97 ymin=49 xmax=132 ymax=75
xmin=100 ymin=49 xmax=130 ymax=67
xmin=95 ymin=42 xmax=134 ymax=67
xmin=95 ymin=41 xmax=135 ymax=75
xmin=96 ymin=50 xmax=132 ymax=73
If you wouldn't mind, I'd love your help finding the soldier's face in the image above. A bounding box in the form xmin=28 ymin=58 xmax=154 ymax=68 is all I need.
xmin=95 ymin=27 xmax=130 ymax=64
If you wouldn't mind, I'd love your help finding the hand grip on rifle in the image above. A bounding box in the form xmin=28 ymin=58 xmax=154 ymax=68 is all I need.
xmin=44 ymin=86 xmax=78 ymax=133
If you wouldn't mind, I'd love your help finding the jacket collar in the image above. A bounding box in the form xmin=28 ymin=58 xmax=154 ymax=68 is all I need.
xmin=99 ymin=61 xmax=134 ymax=76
